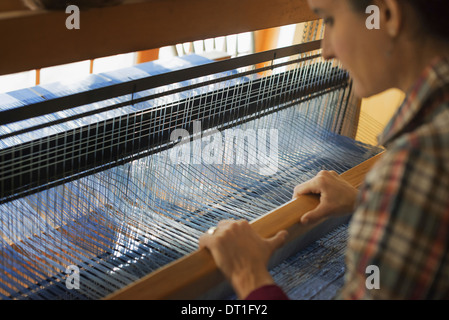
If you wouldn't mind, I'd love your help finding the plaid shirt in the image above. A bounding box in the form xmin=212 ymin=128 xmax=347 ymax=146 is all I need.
xmin=339 ymin=55 xmax=449 ymax=299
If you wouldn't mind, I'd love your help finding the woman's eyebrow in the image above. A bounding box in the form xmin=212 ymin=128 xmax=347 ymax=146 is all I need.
xmin=312 ymin=8 xmax=327 ymax=16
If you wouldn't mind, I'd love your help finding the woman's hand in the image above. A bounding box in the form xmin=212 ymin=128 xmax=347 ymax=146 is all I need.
xmin=293 ymin=170 xmax=358 ymax=225
xmin=198 ymin=220 xmax=288 ymax=299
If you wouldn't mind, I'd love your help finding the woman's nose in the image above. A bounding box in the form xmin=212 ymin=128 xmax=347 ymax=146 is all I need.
xmin=321 ymin=31 xmax=335 ymax=60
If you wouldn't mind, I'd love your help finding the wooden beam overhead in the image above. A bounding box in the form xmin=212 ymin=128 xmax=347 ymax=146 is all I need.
xmin=0 ymin=0 xmax=28 ymax=12
xmin=0 ymin=0 xmax=317 ymax=75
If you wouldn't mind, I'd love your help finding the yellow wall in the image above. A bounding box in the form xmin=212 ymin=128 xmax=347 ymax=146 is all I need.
xmin=356 ymin=89 xmax=405 ymax=145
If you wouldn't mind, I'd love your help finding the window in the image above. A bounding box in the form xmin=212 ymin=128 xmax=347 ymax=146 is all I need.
xmin=0 ymin=52 xmax=137 ymax=94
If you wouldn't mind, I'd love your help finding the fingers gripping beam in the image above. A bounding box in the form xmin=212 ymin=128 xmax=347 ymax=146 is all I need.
xmin=106 ymin=152 xmax=384 ymax=300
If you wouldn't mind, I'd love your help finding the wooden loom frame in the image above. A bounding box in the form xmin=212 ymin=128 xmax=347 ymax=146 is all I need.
xmin=0 ymin=0 xmax=382 ymax=300
xmin=105 ymin=153 xmax=383 ymax=299
xmin=0 ymin=0 xmax=317 ymax=76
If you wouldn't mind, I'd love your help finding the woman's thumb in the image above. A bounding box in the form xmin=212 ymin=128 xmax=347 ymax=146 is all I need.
xmin=267 ymin=230 xmax=288 ymax=252
xmin=300 ymin=204 xmax=329 ymax=225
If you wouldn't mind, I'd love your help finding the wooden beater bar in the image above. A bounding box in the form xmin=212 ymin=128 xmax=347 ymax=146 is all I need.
xmin=106 ymin=152 xmax=384 ymax=300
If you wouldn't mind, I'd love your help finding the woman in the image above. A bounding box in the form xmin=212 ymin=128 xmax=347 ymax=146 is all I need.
xmin=199 ymin=0 xmax=449 ymax=299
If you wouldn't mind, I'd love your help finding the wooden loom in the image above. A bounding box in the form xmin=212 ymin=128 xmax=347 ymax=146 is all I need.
xmin=0 ymin=0 xmax=383 ymax=300
xmin=107 ymin=153 xmax=383 ymax=300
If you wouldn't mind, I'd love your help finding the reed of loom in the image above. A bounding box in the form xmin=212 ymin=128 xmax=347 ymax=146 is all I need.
xmin=0 ymin=0 xmax=384 ymax=300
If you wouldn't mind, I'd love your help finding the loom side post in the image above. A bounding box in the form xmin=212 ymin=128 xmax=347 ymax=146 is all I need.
xmin=105 ymin=152 xmax=384 ymax=300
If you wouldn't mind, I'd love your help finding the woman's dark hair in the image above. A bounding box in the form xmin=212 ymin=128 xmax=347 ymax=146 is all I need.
xmin=348 ymin=0 xmax=449 ymax=40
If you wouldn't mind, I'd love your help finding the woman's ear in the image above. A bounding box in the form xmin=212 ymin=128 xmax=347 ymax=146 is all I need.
xmin=379 ymin=0 xmax=402 ymax=38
